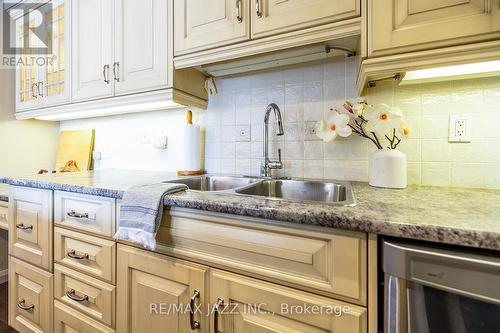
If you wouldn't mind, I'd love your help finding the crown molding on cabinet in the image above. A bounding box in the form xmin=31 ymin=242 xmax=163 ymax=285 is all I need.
xmin=357 ymin=40 xmax=500 ymax=96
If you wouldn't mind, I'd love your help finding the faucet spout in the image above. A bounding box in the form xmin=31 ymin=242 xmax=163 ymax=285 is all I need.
xmin=262 ymin=103 xmax=285 ymax=178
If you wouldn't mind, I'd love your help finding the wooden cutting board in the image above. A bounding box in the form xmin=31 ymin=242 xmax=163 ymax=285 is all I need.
xmin=56 ymin=130 xmax=95 ymax=172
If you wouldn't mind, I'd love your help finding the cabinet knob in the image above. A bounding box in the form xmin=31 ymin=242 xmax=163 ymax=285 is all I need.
xmin=236 ymin=0 xmax=243 ymax=22
xmin=190 ymin=290 xmax=201 ymax=330
xmin=15 ymin=223 xmax=33 ymax=231
xmin=67 ymin=210 xmax=89 ymax=219
xmin=31 ymin=83 xmax=38 ymax=98
xmin=66 ymin=289 xmax=89 ymax=303
xmin=256 ymin=0 xmax=262 ymax=17
xmin=17 ymin=299 xmax=35 ymax=311
xmin=113 ymin=62 xmax=120 ymax=82
xmin=38 ymin=81 xmax=44 ymax=97
xmin=103 ymin=64 xmax=110 ymax=84
xmin=67 ymin=250 xmax=89 ymax=260
xmin=214 ymin=298 xmax=224 ymax=333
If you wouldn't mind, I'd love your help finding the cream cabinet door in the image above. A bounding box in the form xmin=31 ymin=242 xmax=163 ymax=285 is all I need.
xmin=9 ymin=256 xmax=53 ymax=333
xmin=14 ymin=6 xmax=44 ymax=111
xmin=114 ymin=0 xmax=171 ymax=95
xmin=116 ymin=245 xmax=209 ymax=333
xmin=369 ymin=0 xmax=500 ymax=57
xmin=211 ymin=269 xmax=367 ymax=333
xmin=72 ymin=0 xmax=114 ymax=101
xmin=174 ymin=0 xmax=251 ymax=55
xmin=38 ymin=0 xmax=71 ymax=108
xmin=9 ymin=186 xmax=53 ymax=271
xmin=251 ymin=0 xmax=360 ymax=39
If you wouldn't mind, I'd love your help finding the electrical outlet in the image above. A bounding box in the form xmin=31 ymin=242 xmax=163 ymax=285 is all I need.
xmin=449 ymin=114 xmax=471 ymax=143
xmin=305 ymin=121 xmax=320 ymax=141
xmin=236 ymin=125 xmax=251 ymax=142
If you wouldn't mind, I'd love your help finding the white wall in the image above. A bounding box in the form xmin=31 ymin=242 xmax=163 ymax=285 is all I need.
xmin=60 ymin=108 xmax=203 ymax=171
xmin=61 ymin=57 xmax=500 ymax=188
xmin=0 ymin=68 xmax=60 ymax=176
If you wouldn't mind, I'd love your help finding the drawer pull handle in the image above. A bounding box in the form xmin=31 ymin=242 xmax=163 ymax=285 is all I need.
xmin=236 ymin=0 xmax=243 ymax=22
xmin=0 ymin=213 xmax=6 ymax=220
xmin=15 ymin=224 xmax=33 ymax=231
xmin=214 ymin=298 xmax=224 ymax=333
xmin=190 ymin=290 xmax=201 ymax=330
xmin=17 ymin=299 xmax=35 ymax=311
xmin=66 ymin=289 xmax=89 ymax=302
xmin=113 ymin=62 xmax=120 ymax=82
xmin=67 ymin=250 xmax=89 ymax=260
xmin=255 ymin=0 xmax=262 ymax=17
xmin=67 ymin=210 xmax=89 ymax=219
xmin=103 ymin=64 xmax=110 ymax=84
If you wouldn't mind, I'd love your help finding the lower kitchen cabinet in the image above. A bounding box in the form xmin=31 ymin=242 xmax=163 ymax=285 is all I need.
xmin=54 ymin=300 xmax=115 ymax=333
xmin=115 ymin=243 xmax=367 ymax=333
xmin=9 ymin=256 xmax=53 ymax=333
xmin=116 ymin=244 xmax=210 ymax=333
xmin=211 ymin=269 xmax=367 ymax=333
xmin=54 ymin=264 xmax=116 ymax=328
xmin=9 ymin=186 xmax=53 ymax=271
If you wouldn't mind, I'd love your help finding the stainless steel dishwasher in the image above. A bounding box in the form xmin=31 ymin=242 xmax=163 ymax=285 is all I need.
xmin=383 ymin=239 xmax=500 ymax=333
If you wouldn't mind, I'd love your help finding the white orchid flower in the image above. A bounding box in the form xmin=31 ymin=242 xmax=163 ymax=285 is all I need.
xmin=400 ymin=123 xmax=411 ymax=137
xmin=316 ymin=112 xmax=352 ymax=142
xmin=342 ymin=100 xmax=367 ymax=117
xmin=364 ymin=104 xmax=402 ymax=135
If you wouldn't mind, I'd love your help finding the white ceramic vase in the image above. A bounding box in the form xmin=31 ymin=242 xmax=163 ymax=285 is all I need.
xmin=369 ymin=149 xmax=407 ymax=189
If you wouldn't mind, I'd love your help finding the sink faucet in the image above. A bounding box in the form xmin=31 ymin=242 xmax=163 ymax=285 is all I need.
xmin=261 ymin=103 xmax=284 ymax=178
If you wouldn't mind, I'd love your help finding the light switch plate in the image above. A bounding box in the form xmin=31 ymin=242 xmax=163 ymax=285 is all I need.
xmin=236 ymin=125 xmax=251 ymax=142
xmin=449 ymin=114 xmax=471 ymax=143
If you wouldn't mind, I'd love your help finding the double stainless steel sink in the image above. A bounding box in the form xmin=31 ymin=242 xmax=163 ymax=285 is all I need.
xmin=165 ymin=175 xmax=355 ymax=206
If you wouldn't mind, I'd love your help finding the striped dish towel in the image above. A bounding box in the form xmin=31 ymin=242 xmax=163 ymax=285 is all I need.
xmin=114 ymin=183 xmax=188 ymax=250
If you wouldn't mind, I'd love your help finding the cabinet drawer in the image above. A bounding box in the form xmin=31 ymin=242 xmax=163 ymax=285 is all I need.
xmin=55 ymin=191 xmax=116 ymax=237
xmin=9 ymin=256 xmax=53 ymax=333
xmin=55 ymin=264 xmax=116 ymax=328
xmin=0 ymin=203 xmax=8 ymax=231
xmin=54 ymin=227 xmax=116 ymax=284
xmin=210 ymin=269 xmax=367 ymax=333
xmin=54 ymin=300 xmax=115 ymax=333
xmin=158 ymin=208 xmax=367 ymax=304
xmin=9 ymin=186 xmax=53 ymax=271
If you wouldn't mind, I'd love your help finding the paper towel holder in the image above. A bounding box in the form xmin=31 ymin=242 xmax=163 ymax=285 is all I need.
xmin=178 ymin=110 xmax=206 ymax=177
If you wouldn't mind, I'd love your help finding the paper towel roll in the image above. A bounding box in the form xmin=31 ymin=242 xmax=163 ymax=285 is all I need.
xmin=179 ymin=123 xmax=201 ymax=171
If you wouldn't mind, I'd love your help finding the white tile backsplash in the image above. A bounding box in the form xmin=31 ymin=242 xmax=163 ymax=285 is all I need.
xmin=59 ymin=57 xmax=500 ymax=189
xmin=202 ymin=57 xmax=500 ymax=188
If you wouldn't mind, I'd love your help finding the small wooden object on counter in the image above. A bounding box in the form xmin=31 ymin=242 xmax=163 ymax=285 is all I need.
xmin=56 ymin=130 xmax=95 ymax=172
xmin=178 ymin=110 xmax=205 ymax=176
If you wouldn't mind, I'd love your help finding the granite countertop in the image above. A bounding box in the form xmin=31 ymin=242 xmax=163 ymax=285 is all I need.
xmin=0 ymin=184 xmax=8 ymax=202
xmin=2 ymin=170 xmax=500 ymax=251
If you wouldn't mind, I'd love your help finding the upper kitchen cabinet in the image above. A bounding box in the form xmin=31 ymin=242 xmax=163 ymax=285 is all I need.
xmin=174 ymin=0 xmax=251 ymax=56
xmin=16 ymin=0 xmax=71 ymax=111
xmin=73 ymin=0 xmax=169 ymax=100
xmin=16 ymin=0 xmax=207 ymax=120
xmin=251 ymin=0 xmax=360 ymax=39
xmin=173 ymin=0 xmax=362 ymax=72
xmin=368 ymin=0 xmax=500 ymax=57
xmin=114 ymin=0 xmax=170 ymax=95
xmin=357 ymin=0 xmax=500 ymax=94
xmin=72 ymin=0 xmax=113 ymax=101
